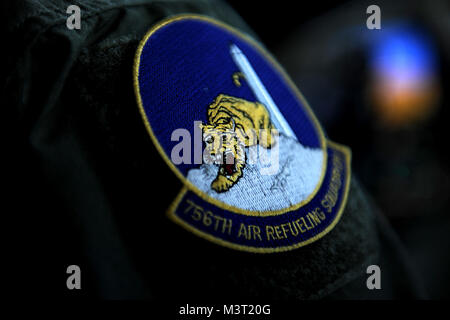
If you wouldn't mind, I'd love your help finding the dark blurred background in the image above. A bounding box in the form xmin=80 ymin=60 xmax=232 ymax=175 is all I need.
xmin=228 ymin=0 xmax=450 ymax=299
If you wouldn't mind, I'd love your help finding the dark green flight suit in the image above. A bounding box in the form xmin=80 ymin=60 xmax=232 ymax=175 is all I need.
xmin=3 ymin=0 xmax=426 ymax=300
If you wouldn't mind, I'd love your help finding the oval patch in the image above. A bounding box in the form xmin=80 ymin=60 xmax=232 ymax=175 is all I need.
xmin=134 ymin=15 xmax=351 ymax=253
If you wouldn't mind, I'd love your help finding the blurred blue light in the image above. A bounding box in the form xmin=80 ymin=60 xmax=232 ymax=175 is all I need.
xmin=370 ymin=25 xmax=437 ymax=86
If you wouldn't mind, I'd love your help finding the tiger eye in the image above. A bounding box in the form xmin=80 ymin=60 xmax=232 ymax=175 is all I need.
xmin=205 ymin=136 xmax=214 ymax=144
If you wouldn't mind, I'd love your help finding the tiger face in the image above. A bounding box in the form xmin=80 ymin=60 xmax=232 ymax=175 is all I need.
xmin=200 ymin=121 xmax=246 ymax=192
xmin=201 ymin=122 xmax=245 ymax=170
xmin=199 ymin=94 xmax=274 ymax=193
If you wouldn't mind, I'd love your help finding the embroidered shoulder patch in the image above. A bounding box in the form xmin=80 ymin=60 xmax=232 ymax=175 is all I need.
xmin=134 ymin=15 xmax=351 ymax=253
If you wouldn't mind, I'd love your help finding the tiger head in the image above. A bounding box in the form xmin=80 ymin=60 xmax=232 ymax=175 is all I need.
xmin=199 ymin=118 xmax=245 ymax=177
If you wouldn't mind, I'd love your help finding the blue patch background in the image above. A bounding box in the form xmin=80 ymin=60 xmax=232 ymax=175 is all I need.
xmin=138 ymin=18 xmax=322 ymax=176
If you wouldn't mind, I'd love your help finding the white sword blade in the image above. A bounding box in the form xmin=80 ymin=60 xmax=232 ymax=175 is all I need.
xmin=230 ymin=43 xmax=296 ymax=139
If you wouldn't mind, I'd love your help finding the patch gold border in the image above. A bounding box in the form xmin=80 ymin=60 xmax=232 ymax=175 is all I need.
xmin=166 ymin=140 xmax=351 ymax=253
xmin=133 ymin=14 xmax=328 ymax=216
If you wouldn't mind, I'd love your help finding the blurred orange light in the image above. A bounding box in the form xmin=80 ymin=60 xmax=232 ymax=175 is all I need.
xmin=371 ymin=75 xmax=439 ymax=127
